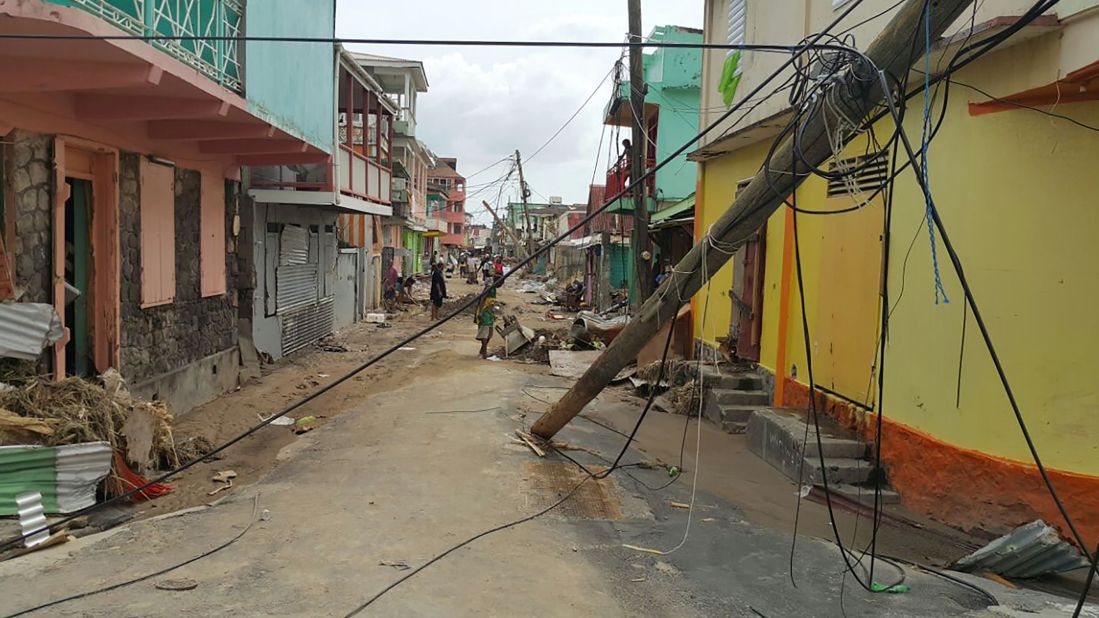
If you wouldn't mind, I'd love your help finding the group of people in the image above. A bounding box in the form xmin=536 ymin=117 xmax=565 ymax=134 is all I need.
xmin=383 ymin=252 xmax=513 ymax=359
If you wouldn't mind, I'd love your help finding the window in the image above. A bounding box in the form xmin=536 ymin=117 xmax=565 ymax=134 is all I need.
xmin=200 ymin=170 xmax=226 ymax=297
xmin=719 ymin=0 xmax=748 ymax=106
xmin=727 ymin=0 xmax=747 ymax=48
xmin=456 ymin=182 xmax=464 ymax=192
xmin=452 ymin=223 xmax=463 ymax=235
xmin=139 ymin=158 xmax=176 ymax=307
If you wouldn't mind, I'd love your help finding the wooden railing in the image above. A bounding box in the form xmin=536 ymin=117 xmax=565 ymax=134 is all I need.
xmin=338 ymin=146 xmax=392 ymax=205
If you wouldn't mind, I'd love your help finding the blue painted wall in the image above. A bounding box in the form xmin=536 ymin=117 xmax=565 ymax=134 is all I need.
xmin=646 ymin=26 xmax=702 ymax=203
xmin=244 ymin=0 xmax=335 ymax=153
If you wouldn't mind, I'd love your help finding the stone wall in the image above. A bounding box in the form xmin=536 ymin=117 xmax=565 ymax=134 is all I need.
xmin=7 ymin=130 xmax=52 ymax=303
xmin=118 ymin=154 xmax=240 ymax=384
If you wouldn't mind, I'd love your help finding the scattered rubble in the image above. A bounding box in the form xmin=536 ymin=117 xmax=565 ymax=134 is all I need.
xmin=954 ymin=520 xmax=1092 ymax=578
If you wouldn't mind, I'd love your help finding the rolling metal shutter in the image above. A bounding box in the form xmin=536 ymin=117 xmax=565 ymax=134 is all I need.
xmin=276 ymin=263 xmax=318 ymax=312
xmin=280 ymin=298 xmax=335 ymax=356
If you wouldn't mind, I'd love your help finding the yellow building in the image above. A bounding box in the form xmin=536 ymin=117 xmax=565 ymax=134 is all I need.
xmin=692 ymin=0 xmax=1099 ymax=541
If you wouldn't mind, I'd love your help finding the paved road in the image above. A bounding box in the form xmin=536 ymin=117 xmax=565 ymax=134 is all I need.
xmin=0 ymin=330 xmax=1088 ymax=617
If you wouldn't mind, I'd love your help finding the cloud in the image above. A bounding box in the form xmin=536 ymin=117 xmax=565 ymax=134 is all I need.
xmin=337 ymin=0 xmax=703 ymax=221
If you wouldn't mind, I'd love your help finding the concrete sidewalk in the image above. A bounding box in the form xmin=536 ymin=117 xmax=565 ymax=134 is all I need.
xmin=0 ymin=335 xmax=1089 ymax=617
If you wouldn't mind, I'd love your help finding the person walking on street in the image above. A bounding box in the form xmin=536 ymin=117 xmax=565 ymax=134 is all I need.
xmin=430 ymin=261 xmax=447 ymax=321
xmin=481 ymin=257 xmax=493 ymax=282
xmin=474 ymin=278 xmax=498 ymax=358
xmin=494 ymin=256 xmax=504 ymax=278
xmin=466 ymin=253 xmax=479 ymax=284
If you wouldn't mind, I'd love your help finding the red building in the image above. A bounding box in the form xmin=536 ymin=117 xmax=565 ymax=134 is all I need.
xmin=426 ymin=157 xmax=466 ymax=250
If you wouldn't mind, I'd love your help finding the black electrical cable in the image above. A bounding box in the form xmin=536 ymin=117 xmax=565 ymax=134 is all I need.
xmin=5 ymin=496 xmax=260 ymax=618
xmin=930 ymin=73 xmax=1099 ymax=133
xmin=836 ymin=0 xmax=909 ymax=36
xmin=1075 ymin=543 xmax=1099 ymax=617
xmin=342 ymin=475 xmax=589 ymax=617
xmin=525 ymin=64 xmax=617 ymax=164
xmin=347 ymin=297 xmax=680 ymax=614
xmin=880 ymin=553 xmax=1000 ymax=608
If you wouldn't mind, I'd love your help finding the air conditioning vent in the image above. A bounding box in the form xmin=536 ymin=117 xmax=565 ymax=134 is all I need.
xmin=826 ymin=152 xmax=890 ymax=198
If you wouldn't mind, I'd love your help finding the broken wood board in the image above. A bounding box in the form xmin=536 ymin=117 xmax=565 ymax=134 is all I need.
xmin=515 ymin=430 xmax=546 ymax=457
xmin=548 ymin=350 xmax=602 ymax=379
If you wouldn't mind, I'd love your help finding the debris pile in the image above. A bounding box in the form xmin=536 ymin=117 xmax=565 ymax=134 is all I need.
xmin=666 ymin=380 xmax=701 ymax=417
xmin=0 ymin=370 xmax=180 ymax=502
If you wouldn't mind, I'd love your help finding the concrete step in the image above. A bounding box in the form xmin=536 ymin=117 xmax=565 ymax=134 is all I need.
xmin=829 ymin=483 xmax=901 ymax=505
xmin=697 ymin=366 xmax=765 ymax=391
xmin=702 ymin=397 xmax=763 ymax=427
xmin=721 ymin=420 xmax=749 ymax=434
xmin=805 ymin=435 xmax=868 ymax=460
xmin=747 ymin=409 xmax=875 ymax=485
xmin=708 ymin=388 xmax=770 ymax=407
xmin=804 ymin=457 xmax=875 ymax=485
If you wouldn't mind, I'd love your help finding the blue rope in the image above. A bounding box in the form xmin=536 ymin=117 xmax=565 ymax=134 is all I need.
xmin=921 ymin=0 xmax=949 ymax=304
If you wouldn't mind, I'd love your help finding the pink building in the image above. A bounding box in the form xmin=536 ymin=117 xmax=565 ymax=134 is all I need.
xmin=426 ymin=158 xmax=466 ymax=250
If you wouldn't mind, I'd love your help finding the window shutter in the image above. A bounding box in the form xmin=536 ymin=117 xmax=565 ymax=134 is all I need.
xmin=200 ymin=170 xmax=226 ymax=297
xmin=139 ymin=159 xmax=176 ymax=307
xmin=727 ymin=0 xmax=748 ymax=50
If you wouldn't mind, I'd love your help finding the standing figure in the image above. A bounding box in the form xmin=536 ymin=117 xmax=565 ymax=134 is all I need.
xmin=474 ymin=280 xmax=498 ymax=358
xmin=481 ymin=257 xmax=493 ymax=283
xmin=383 ymin=263 xmax=399 ymax=311
xmin=430 ymin=261 xmax=448 ymax=321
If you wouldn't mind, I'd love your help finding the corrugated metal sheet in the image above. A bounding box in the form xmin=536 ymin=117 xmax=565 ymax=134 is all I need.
xmin=280 ymin=298 xmax=334 ymax=356
xmin=276 ymin=263 xmax=318 ymax=312
xmin=0 ymin=442 xmax=112 ymax=515
xmin=0 ymin=303 xmax=64 ymax=360
xmin=279 ymin=224 xmax=308 ymax=266
xmin=954 ymin=520 xmax=1091 ymax=578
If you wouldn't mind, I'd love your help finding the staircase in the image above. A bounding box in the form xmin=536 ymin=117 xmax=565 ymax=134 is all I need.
xmin=746 ymin=408 xmax=900 ymax=504
xmin=698 ymin=366 xmax=769 ymax=434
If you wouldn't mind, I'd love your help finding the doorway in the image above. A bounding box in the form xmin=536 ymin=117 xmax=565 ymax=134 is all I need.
xmin=64 ymin=178 xmax=93 ymax=376
xmin=729 ymin=223 xmax=766 ymax=362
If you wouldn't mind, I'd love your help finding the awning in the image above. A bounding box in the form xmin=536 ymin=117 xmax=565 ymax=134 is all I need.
xmin=651 ymin=194 xmax=695 ymax=223
xmin=248 ymin=189 xmax=393 ymax=217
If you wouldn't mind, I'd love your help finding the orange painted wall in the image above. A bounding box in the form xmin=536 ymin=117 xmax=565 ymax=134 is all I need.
xmin=783 ymin=380 xmax=1099 ymax=544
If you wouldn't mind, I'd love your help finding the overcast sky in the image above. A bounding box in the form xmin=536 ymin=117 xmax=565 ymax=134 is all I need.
xmin=337 ymin=0 xmax=703 ymax=224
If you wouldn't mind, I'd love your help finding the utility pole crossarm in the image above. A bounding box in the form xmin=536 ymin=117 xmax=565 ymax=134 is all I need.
xmin=530 ymin=0 xmax=977 ymax=440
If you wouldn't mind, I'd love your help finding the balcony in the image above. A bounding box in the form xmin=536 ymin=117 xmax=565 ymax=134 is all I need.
xmin=604 ymin=152 xmax=655 ymax=206
xmin=338 ymin=145 xmax=391 ymax=205
xmin=59 ymin=0 xmax=243 ymax=92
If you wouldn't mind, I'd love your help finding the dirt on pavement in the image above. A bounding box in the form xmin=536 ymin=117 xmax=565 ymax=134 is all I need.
xmin=142 ymin=276 xmax=568 ymax=518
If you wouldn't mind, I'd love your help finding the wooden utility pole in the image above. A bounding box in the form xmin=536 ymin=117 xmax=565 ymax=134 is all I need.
xmin=514 ymin=149 xmax=534 ymax=256
xmin=531 ymin=0 xmax=976 ymax=439
xmin=481 ymin=200 xmax=527 ymax=259
xmin=628 ymin=0 xmax=652 ymax=303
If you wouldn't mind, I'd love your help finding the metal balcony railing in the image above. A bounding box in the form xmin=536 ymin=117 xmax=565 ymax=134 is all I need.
xmin=604 ymin=152 xmax=655 ymax=206
xmin=64 ymin=0 xmax=244 ymax=92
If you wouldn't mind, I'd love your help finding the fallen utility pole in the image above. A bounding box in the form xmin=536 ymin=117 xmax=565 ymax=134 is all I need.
xmin=515 ymin=149 xmax=535 ymax=256
xmin=482 ymin=200 xmax=528 ymax=259
xmin=628 ymin=0 xmax=653 ymax=303
xmin=531 ymin=0 xmax=976 ymax=439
